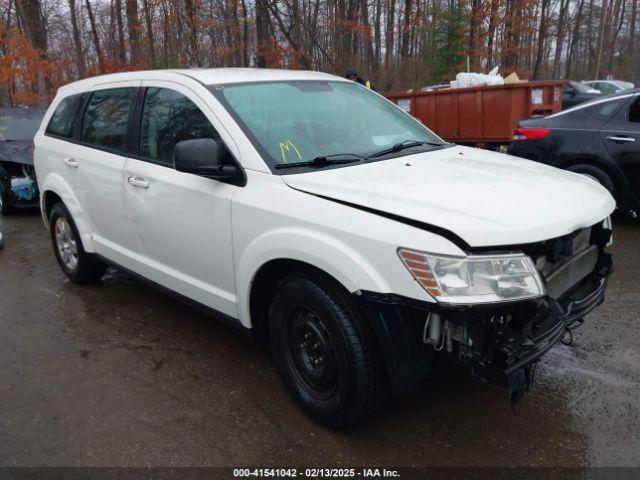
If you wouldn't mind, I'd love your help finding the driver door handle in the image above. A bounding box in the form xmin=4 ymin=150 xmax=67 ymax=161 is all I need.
xmin=128 ymin=176 xmax=149 ymax=189
xmin=63 ymin=158 xmax=79 ymax=168
xmin=606 ymin=136 xmax=635 ymax=143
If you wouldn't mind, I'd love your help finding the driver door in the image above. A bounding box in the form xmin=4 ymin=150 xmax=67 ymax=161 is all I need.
xmin=599 ymin=93 xmax=640 ymax=196
xmin=123 ymin=82 xmax=239 ymax=317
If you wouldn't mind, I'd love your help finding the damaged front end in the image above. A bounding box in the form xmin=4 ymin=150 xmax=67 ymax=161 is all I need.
xmin=0 ymin=162 xmax=39 ymax=211
xmin=0 ymin=108 xmax=44 ymax=212
xmin=360 ymin=220 xmax=613 ymax=401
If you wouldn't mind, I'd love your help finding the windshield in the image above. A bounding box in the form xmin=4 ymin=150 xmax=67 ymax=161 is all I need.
xmin=0 ymin=110 xmax=44 ymax=141
xmin=210 ymin=81 xmax=444 ymax=170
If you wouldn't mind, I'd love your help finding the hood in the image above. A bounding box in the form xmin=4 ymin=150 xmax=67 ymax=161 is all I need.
xmin=281 ymin=146 xmax=616 ymax=248
xmin=0 ymin=140 xmax=34 ymax=166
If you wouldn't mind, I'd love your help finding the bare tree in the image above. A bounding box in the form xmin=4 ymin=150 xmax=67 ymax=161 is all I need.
xmin=142 ymin=0 xmax=156 ymax=65
xmin=68 ymin=0 xmax=86 ymax=77
xmin=85 ymin=0 xmax=104 ymax=72
xmin=533 ymin=0 xmax=550 ymax=79
xmin=566 ymin=0 xmax=586 ymax=78
xmin=126 ymin=0 xmax=142 ymax=63
xmin=8 ymin=0 xmax=640 ymax=106
xmin=553 ymin=0 xmax=571 ymax=77
xmin=486 ymin=0 xmax=499 ymax=68
xmin=255 ymin=0 xmax=270 ymax=67
xmin=176 ymin=0 xmax=200 ymax=67
xmin=15 ymin=0 xmax=48 ymax=104
xmin=594 ymin=0 xmax=609 ymax=77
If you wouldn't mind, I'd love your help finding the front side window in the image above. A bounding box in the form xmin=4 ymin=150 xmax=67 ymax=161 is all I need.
xmin=139 ymin=87 xmax=218 ymax=164
xmin=45 ymin=95 xmax=83 ymax=139
xmin=594 ymin=98 xmax=627 ymax=118
xmin=628 ymin=96 xmax=640 ymax=123
xmin=82 ymin=88 xmax=135 ymax=152
xmin=212 ymin=81 xmax=442 ymax=169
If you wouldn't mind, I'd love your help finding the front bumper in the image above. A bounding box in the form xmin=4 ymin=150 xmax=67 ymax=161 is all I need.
xmin=360 ymin=252 xmax=613 ymax=396
xmin=468 ymin=253 xmax=611 ymax=391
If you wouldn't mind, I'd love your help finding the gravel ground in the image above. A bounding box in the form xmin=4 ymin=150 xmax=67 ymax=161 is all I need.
xmin=0 ymin=213 xmax=638 ymax=470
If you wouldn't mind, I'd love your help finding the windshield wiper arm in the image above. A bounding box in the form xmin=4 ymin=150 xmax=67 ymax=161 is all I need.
xmin=274 ymin=153 xmax=366 ymax=170
xmin=366 ymin=139 xmax=449 ymax=159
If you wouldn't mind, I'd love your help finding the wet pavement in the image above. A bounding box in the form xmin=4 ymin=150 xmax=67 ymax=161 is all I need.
xmin=0 ymin=212 xmax=638 ymax=468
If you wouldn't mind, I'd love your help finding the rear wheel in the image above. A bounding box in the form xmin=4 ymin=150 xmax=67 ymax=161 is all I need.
xmin=269 ymin=272 xmax=386 ymax=429
xmin=567 ymin=164 xmax=615 ymax=197
xmin=49 ymin=203 xmax=106 ymax=284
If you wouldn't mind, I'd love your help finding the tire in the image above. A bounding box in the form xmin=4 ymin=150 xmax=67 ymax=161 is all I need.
xmin=49 ymin=202 xmax=106 ymax=284
xmin=269 ymin=272 xmax=386 ymax=429
xmin=567 ymin=164 xmax=616 ymax=197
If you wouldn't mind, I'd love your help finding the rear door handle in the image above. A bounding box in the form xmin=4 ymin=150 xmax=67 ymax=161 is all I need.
xmin=127 ymin=176 xmax=149 ymax=189
xmin=606 ymin=136 xmax=636 ymax=143
xmin=63 ymin=158 xmax=79 ymax=168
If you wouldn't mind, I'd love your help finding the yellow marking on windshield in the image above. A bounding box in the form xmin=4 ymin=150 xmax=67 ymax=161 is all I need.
xmin=278 ymin=140 xmax=302 ymax=163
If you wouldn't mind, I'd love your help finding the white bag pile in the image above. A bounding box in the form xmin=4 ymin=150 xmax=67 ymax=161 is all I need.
xmin=450 ymin=66 xmax=504 ymax=89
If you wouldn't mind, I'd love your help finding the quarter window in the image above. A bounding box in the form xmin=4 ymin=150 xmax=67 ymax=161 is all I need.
xmin=82 ymin=88 xmax=135 ymax=153
xmin=46 ymin=94 xmax=84 ymax=138
xmin=139 ymin=87 xmax=218 ymax=164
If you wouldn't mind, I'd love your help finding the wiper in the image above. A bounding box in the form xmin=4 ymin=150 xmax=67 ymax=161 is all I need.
xmin=366 ymin=139 xmax=449 ymax=159
xmin=274 ymin=153 xmax=366 ymax=170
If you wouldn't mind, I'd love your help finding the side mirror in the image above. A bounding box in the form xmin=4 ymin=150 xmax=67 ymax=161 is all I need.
xmin=174 ymin=138 xmax=239 ymax=180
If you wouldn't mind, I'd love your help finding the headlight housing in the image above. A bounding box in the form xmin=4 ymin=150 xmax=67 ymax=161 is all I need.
xmin=398 ymin=248 xmax=545 ymax=304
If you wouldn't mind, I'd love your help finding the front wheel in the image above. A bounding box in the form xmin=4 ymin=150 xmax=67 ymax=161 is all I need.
xmin=49 ymin=203 xmax=106 ymax=284
xmin=269 ymin=272 xmax=386 ymax=429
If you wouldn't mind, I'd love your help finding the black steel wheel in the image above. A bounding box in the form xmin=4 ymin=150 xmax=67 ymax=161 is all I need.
xmin=284 ymin=305 xmax=339 ymax=400
xmin=269 ymin=271 xmax=386 ymax=429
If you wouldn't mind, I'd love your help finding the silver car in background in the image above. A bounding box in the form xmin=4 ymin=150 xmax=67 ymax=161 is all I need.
xmin=584 ymin=80 xmax=635 ymax=94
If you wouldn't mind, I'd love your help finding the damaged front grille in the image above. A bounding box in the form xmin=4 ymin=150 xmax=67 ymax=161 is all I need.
xmin=541 ymin=244 xmax=599 ymax=298
xmin=532 ymin=223 xmax=611 ymax=301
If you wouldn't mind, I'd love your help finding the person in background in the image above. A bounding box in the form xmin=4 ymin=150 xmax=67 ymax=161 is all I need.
xmin=344 ymin=68 xmax=375 ymax=91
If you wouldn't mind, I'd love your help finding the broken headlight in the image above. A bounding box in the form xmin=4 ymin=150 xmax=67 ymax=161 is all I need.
xmin=398 ymin=248 xmax=545 ymax=304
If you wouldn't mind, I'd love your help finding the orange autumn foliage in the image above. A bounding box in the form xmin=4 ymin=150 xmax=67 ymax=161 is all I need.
xmin=0 ymin=26 xmax=66 ymax=105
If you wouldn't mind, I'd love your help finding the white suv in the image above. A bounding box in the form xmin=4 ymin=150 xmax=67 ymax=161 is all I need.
xmin=35 ymin=69 xmax=615 ymax=428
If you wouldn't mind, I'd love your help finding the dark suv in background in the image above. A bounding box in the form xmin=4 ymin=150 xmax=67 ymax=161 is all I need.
xmin=509 ymin=89 xmax=640 ymax=216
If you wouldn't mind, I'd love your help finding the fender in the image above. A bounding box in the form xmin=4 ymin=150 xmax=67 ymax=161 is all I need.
xmin=40 ymin=172 xmax=96 ymax=253
xmin=235 ymin=226 xmax=393 ymax=328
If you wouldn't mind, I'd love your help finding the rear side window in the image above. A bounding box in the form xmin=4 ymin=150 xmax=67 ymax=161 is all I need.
xmin=46 ymin=95 xmax=84 ymax=138
xmin=139 ymin=87 xmax=218 ymax=165
xmin=82 ymin=88 xmax=135 ymax=153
